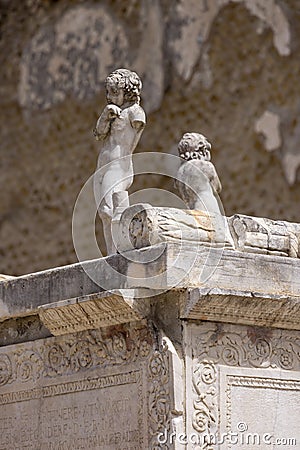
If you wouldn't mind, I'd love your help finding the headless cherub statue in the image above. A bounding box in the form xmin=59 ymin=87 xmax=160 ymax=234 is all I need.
xmin=93 ymin=69 xmax=146 ymax=254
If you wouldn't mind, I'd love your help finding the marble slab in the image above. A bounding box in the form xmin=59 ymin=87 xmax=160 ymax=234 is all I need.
xmin=219 ymin=366 xmax=300 ymax=450
xmin=184 ymin=322 xmax=300 ymax=450
xmin=0 ymin=323 xmax=175 ymax=449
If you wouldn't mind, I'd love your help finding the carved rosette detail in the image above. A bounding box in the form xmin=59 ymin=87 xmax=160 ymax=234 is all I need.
xmin=195 ymin=331 xmax=300 ymax=370
xmin=15 ymin=350 xmax=44 ymax=382
xmin=0 ymin=326 xmax=153 ymax=386
xmin=47 ymin=344 xmax=68 ymax=375
xmin=140 ymin=339 xmax=152 ymax=358
xmin=111 ymin=333 xmax=127 ymax=358
xmin=192 ymin=360 xmax=217 ymax=440
xmin=276 ymin=348 xmax=294 ymax=369
xmin=148 ymin=339 xmax=171 ymax=450
xmin=69 ymin=340 xmax=93 ymax=371
xmin=191 ymin=326 xmax=300 ymax=449
xmin=0 ymin=354 xmax=13 ymax=386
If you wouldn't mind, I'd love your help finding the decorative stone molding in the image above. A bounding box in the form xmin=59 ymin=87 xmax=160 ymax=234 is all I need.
xmin=0 ymin=324 xmax=153 ymax=387
xmin=193 ymin=326 xmax=300 ymax=371
xmin=192 ymin=360 xmax=218 ymax=439
xmin=0 ymin=323 xmax=174 ymax=449
xmin=223 ymin=369 xmax=300 ymax=450
xmin=38 ymin=290 xmax=150 ymax=336
xmin=180 ymin=288 xmax=300 ymax=331
xmin=186 ymin=322 xmax=300 ymax=448
xmin=148 ymin=338 xmax=172 ymax=449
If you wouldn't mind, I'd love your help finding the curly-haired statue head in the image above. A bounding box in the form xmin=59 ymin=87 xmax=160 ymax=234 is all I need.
xmin=176 ymin=131 xmax=223 ymax=217
xmin=105 ymin=68 xmax=142 ymax=105
xmin=93 ymin=68 xmax=146 ymax=255
xmin=178 ymin=132 xmax=211 ymax=162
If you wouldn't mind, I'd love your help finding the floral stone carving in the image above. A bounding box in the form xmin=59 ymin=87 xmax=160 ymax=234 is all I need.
xmin=187 ymin=323 xmax=300 ymax=448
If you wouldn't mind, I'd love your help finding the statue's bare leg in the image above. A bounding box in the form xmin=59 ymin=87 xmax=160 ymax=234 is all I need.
xmin=100 ymin=214 xmax=116 ymax=255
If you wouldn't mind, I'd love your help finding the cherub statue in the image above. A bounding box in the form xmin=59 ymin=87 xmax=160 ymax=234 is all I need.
xmin=175 ymin=132 xmax=223 ymax=215
xmin=93 ymin=68 xmax=146 ymax=254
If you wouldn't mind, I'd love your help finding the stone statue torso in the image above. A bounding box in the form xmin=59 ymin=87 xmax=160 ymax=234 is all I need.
xmin=97 ymin=103 xmax=146 ymax=168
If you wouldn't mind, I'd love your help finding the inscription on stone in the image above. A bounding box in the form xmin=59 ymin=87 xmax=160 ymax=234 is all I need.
xmin=0 ymin=371 xmax=142 ymax=450
xmin=0 ymin=324 xmax=172 ymax=449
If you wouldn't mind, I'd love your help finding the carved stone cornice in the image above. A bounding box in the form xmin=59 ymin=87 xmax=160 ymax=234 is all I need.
xmin=38 ymin=291 xmax=150 ymax=336
xmin=180 ymin=288 xmax=300 ymax=330
xmin=1 ymin=242 xmax=300 ymax=332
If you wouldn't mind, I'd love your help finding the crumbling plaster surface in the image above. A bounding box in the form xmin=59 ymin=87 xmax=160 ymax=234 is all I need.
xmin=19 ymin=5 xmax=129 ymax=109
xmin=255 ymin=110 xmax=282 ymax=152
xmin=255 ymin=106 xmax=300 ymax=185
xmin=168 ymin=0 xmax=291 ymax=81
xmin=0 ymin=0 xmax=300 ymax=274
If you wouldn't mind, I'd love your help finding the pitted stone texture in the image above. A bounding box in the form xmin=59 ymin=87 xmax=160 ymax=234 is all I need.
xmin=168 ymin=0 xmax=291 ymax=80
xmin=0 ymin=315 xmax=51 ymax=347
xmin=19 ymin=5 xmax=129 ymax=110
xmin=1 ymin=0 xmax=300 ymax=274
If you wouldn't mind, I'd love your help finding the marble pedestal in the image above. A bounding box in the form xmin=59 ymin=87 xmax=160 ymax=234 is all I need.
xmin=0 ymin=238 xmax=299 ymax=449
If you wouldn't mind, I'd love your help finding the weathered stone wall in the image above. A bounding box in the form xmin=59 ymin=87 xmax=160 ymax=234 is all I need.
xmin=1 ymin=0 xmax=300 ymax=274
xmin=0 ymin=321 xmax=173 ymax=449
